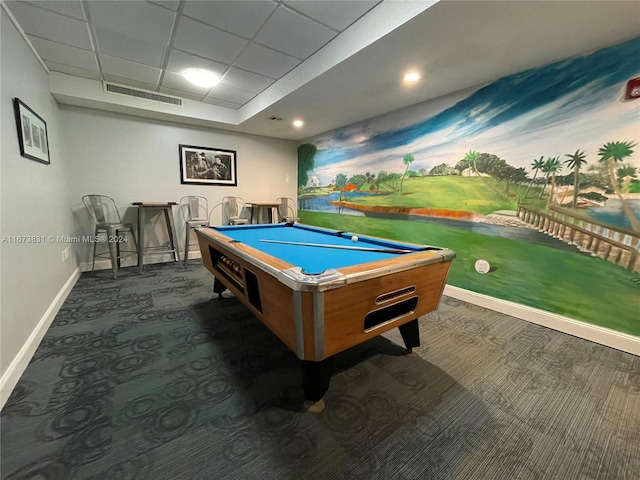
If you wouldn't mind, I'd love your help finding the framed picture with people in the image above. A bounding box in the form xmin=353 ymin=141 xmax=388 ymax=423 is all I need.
xmin=179 ymin=144 xmax=237 ymax=186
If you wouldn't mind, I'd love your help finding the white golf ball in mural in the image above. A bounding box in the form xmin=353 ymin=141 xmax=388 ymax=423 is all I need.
xmin=475 ymin=259 xmax=491 ymax=274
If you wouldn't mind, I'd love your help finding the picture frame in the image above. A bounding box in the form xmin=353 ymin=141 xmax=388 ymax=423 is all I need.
xmin=179 ymin=144 xmax=237 ymax=186
xmin=13 ymin=98 xmax=50 ymax=165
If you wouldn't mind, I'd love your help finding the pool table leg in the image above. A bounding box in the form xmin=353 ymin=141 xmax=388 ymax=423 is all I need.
xmin=213 ymin=278 xmax=226 ymax=296
xmin=398 ymin=318 xmax=420 ymax=353
xmin=302 ymin=358 xmax=333 ymax=413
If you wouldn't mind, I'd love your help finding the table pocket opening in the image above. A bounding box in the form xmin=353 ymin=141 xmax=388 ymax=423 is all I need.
xmin=363 ymin=297 xmax=418 ymax=332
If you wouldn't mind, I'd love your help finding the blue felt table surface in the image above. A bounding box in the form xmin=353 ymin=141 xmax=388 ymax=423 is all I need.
xmin=213 ymin=224 xmax=424 ymax=274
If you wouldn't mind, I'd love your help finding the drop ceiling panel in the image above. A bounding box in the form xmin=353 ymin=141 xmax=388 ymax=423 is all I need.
xmin=25 ymin=0 xmax=86 ymax=20
xmin=86 ymin=1 xmax=175 ymax=45
xmin=234 ymin=43 xmax=300 ymax=79
xmin=5 ymin=1 xmax=92 ymax=49
xmin=165 ymin=50 xmax=227 ymax=76
xmin=173 ymin=16 xmax=248 ymax=64
xmin=45 ymin=61 xmax=102 ymax=81
xmin=254 ymin=6 xmax=337 ymax=59
xmin=206 ymin=84 xmax=256 ymax=105
xmin=158 ymin=84 xmax=208 ymax=102
xmin=201 ymin=96 xmax=242 ymax=109
xmin=149 ymin=1 xmax=180 ymax=12
xmin=284 ymin=0 xmax=379 ymax=31
xmin=93 ymin=26 xmax=165 ymax=67
xmin=182 ymin=0 xmax=278 ymax=39
xmin=161 ymin=71 xmax=210 ymax=96
xmin=223 ymin=68 xmax=275 ymax=94
xmin=99 ymin=54 xmax=162 ymax=86
xmin=28 ymin=36 xmax=98 ymax=71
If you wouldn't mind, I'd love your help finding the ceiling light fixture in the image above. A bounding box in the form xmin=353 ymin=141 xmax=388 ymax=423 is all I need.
xmin=403 ymin=71 xmax=421 ymax=83
xmin=182 ymin=68 xmax=220 ymax=88
xmin=292 ymin=119 xmax=304 ymax=128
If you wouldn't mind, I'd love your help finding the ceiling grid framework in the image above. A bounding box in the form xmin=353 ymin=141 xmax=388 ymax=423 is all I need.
xmin=3 ymin=1 xmax=638 ymax=140
xmin=5 ymin=0 xmax=380 ymax=110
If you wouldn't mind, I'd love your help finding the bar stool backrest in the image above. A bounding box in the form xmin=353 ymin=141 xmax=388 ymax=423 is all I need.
xmin=180 ymin=196 xmax=209 ymax=223
xmin=222 ymin=196 xmax=247 ymax=225
xmin=83 ymin=195 xmax=122 ymax=226
xmin=276 ymin=197 xmax=299 ymax=222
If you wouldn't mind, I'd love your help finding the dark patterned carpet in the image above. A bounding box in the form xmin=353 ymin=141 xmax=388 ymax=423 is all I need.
xmin=1 ymin=262 xmax=639 ymax=479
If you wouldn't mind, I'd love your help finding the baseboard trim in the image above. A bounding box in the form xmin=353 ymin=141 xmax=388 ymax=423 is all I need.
xmin=0 ymin=266 xmax=81 ymax=410
xmin=444 ymin=285 xmax=639 ymax=355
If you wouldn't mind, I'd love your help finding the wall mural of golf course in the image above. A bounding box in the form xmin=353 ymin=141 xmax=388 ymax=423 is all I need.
xmin=297 ymin=36 xmax=640 ymax=337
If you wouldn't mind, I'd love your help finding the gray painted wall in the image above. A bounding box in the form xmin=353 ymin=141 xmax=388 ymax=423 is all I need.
xmin=1 ymin=8 xmax=297 ymax=401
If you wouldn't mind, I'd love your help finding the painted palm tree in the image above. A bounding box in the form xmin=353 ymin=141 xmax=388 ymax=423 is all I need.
xmin=617 ymin=164 xmax=638 ymax=193
xmin=463 ymin=149 xmax=501 ymax=197
xmin=464 ymin=150 xmax=481 ymax=177
xmin=564 ymin=150 xmax=587 ymax=209
xmin=545 ymin=157 xmax=563 ymax=209
xmin=598 ymin=141 xmax=640 ymax=232
xmin=523 ymin=156 xmax=546 ymax=201
xmin=538 ymin=158 xmax=554 ymax=199
xmin=400 ymin=153 xmax=415 ymax=193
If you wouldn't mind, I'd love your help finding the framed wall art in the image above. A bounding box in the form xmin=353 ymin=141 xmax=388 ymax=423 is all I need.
xmin=13 ymin=98 xmax=50 ymax=165
xmin=179 ymin=144 xmax=237 ymax=186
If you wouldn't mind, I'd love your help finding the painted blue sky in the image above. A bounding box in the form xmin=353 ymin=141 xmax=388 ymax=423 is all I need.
xmin=306 ymin=37 xmax=640 ymax=186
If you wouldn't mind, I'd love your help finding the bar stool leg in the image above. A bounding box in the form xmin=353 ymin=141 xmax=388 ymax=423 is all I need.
xmin=106 ymin=225 xmax=119 ymax=279
xmin=164 ymin=208 xmax=183 ymax=268
xmin=183 ymin=224 xmax=190 ymax=265
xmin=138 ymin=207 xmax=145 ymax=273
xmin=91 ymin=225 xmax=99 ymax=273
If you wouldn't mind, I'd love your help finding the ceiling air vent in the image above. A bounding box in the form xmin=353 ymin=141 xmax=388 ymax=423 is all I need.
xmin=103 ymin=82 xmax=183 ymax=106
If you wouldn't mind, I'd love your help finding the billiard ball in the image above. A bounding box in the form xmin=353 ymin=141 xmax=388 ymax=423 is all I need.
xmin=351 ymin=235 xmax=358 ymax=242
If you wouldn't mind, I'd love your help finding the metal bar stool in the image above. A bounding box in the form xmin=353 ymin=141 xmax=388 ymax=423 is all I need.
xmin=179 ymin=196 xmax=210 ymax=265
xmin=82 ymin=195 xmax=138 ymax=279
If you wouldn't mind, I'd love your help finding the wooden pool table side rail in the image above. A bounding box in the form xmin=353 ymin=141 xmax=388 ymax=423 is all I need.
xmin=197 ymin=228 xmax=301 ymax=353
xmin=319 ymin=260 xmax=451 ymax=359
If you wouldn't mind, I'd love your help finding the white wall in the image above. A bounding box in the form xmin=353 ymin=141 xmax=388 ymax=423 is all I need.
xmin=60 ymin=105 xmax=298 ymax=266
xmin=1 ymin=7 xmax=297 ymax=407
xmin=1 ymin=9 xmax=78 ymax=403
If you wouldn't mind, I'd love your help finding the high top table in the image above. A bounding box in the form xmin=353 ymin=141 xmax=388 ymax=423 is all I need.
xmin=132 ymin=202 xmax=182 ymax=273
xmin=247 ymin=201 xmax=280 ymax=224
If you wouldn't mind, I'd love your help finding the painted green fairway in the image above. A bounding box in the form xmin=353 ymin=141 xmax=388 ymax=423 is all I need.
xmin=299 ymin=211 xmax=640 ymax=336
xmin=350 ymin=176 xmax=520 ymax=214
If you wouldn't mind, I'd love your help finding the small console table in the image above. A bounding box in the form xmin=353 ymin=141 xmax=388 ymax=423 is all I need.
xmin=132 ymin=202 xmax=182 ymax=273
xmin=247 ymin=202 xmax=280 ymax=224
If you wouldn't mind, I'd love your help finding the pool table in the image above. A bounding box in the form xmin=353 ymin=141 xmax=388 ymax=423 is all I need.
xmin=196 ymin=222 xmax=455 ymax=411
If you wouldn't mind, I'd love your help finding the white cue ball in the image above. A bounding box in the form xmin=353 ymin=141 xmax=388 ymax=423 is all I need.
xmin=351 ymin=235 xmax=358 ymax=242
xmin=475 ymin=259 xmax=490 ymax=274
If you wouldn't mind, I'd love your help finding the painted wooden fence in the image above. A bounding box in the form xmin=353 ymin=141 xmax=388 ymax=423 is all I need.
xmin=517 ymin=205 xmax=640 ymax=273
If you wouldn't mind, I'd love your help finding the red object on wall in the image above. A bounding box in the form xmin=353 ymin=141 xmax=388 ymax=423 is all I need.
xmin=624 ymin=77 xmax=640 ymax=100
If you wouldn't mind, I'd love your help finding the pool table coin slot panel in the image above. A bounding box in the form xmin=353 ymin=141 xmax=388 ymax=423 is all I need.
xmin=363 ymin=296 xmax=419 ymax=332
xmin=375 ymin=285 xmax=416 ymax=304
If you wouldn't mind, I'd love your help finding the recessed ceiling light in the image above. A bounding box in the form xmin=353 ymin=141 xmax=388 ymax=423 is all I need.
xmin=182 ymin=68 xmax=220 ymax=88
xmin=403 ymin=71 xmax=421 ymax=83
xmin=292 ymin=119 xmax=304 ymax=128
